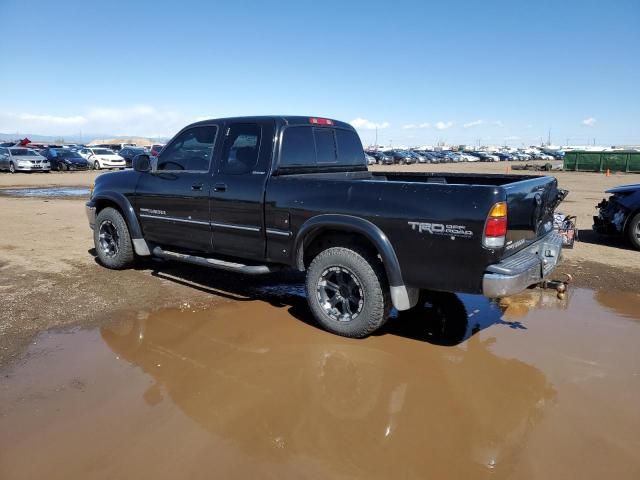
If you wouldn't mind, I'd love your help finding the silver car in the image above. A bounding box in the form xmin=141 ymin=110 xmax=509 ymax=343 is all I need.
xmin=0 ymin=147 xmax=51 ymax=173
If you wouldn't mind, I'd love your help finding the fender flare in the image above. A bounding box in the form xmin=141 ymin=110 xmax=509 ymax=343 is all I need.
xmin=89 ymin=192 xmax=150 ymax=256
xmin=295 ymin=215 xmax=417 ymax=310
xmin=295 ymin=214 xmax=406 ymax=285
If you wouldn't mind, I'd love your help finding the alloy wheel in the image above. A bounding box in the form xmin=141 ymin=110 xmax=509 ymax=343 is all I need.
xmin=316 ymin=266 xmax=364 ymax=322
xmin=98 ymin=220 xmax=120 ymax=257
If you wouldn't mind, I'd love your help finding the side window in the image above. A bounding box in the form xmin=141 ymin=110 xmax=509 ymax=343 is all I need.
xmin=279 ymin=126 xmax=316 ymax=167
xmin=219 ymin=123 xmax=261 ymax=175
xmin=157 ymin=125 xmax=217 ymax=172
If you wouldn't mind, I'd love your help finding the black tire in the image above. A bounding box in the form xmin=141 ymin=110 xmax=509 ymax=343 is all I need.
xmin=94 ymin=207 xmax=134 ymax=269
xmin=9 ymin=162 xmax=15 ymax=174
xmin=627 ymin=213 xmax=640 ymax=250
xmin=58 ymin=163 xmax=67 ymax=171
xmin=306 ymin=246 xmax=390 ymax=338
xmin=94 ymin=160 xmax=101 ymax=170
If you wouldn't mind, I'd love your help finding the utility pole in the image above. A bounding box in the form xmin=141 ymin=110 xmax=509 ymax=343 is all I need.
xmin=547 ymin=128 xmax=551 ymax=146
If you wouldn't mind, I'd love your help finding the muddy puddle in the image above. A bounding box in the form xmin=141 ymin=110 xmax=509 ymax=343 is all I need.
xmin=0 ymin=186 xmax=90 ymax=198
xmin=1 ymin=287 xmax=639 ymax=479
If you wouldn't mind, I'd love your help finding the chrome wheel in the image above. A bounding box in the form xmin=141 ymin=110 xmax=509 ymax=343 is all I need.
xmin=317 ymin=266 xmax=364 ymax=322
xmin=9 ymin=162 xmax=15 ymax=174
xmin=98 ymin=220 xmax=119 ymax=257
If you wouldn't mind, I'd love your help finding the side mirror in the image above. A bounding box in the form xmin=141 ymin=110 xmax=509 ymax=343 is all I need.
xmin=133 ymin=154 xmax=151 ymax=172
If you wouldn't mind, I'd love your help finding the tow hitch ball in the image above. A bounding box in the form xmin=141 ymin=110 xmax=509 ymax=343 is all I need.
xmin=539 ymin=273 xmax=573 ymax=299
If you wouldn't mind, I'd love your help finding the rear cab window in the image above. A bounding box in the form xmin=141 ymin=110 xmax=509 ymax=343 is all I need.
xmin=279 ymin=126 xmax=365 ymax=170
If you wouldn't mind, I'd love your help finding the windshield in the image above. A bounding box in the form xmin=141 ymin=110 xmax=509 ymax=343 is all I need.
xmin=10 ymin=149 xmax=36 ymax=156
xmin=93 ymin=149 xmax=114 ymax=155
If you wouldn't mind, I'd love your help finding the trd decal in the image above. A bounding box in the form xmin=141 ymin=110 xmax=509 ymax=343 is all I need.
xmin=409 ymin=221 xmax=473 ymax=238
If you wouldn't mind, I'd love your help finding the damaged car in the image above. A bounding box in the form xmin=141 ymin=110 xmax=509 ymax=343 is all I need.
xmin=593 ymin=184 xmax=640 ymax=250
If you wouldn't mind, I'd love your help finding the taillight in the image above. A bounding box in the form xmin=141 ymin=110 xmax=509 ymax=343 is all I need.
xmin=483 ymin=201 xmax=508 ymax=248
xmin=309 ymin=117 xmax=334 ymax=126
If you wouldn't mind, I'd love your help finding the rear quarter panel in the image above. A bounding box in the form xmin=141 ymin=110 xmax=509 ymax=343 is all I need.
xmin=265 ymin=175 xmax=506 ymax=293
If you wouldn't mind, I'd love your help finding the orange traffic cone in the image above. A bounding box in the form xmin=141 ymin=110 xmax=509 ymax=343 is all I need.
xmin=606 ymin=168 xmax=610 ymax=177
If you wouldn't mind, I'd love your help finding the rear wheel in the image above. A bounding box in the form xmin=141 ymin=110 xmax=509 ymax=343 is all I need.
xmin=58 ymin=163 xmax=67 ymax=171
xmin=94 ymin=207 xmax=134 ymax=269
xmin=627 ymin=213 xmax=640 ymax=250
xmin=306 ymin=246 xmax=390 ymax=338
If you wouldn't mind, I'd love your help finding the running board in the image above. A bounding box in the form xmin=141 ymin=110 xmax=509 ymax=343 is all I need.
xmin=152 ymin=247 xmax=280 ymax=275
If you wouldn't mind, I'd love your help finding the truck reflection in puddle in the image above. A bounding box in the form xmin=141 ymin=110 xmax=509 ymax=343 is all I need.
xmin=101 ymin=292 xmax=555 ymax=478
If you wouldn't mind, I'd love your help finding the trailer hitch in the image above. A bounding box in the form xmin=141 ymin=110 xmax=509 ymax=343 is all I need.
xmin=538 ymin=273 xmax=572 ymax=299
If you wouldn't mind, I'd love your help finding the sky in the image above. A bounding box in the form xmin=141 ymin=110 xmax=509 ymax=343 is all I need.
xmin=0 ymin=0 xmax=638 ymax=146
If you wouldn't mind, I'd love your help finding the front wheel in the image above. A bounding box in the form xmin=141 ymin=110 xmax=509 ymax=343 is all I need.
xmin=627 ymin=213 xmax=640 ymax=250
xmin=306 ymin=246 xmax=390 ymax=338
xmin=94 ymin=160 xmax=101 ymax=170
xmin=94 ymin=207 xmax=134 ymax=269
xmin=58 ymin=163 xmax=67 ymax=171
xmin=9 ymin=162 xmax=15 ymax=174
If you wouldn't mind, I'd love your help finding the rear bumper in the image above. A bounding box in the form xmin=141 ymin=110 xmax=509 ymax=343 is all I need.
xmin=482 ymin=231 xmax=563 ymax=298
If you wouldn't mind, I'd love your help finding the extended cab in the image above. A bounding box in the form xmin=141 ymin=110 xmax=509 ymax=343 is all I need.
xmin=86 ymin=116 xmax=566 ymax=337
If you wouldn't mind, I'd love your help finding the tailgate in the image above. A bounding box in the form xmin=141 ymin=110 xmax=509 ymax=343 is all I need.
xmin=502 ymin=176 xmax=562 ymax=257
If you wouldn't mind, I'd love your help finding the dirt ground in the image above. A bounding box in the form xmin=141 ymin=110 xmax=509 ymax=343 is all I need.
xmin=0 ymin=166 xmax=639 ymax=365
xmin=1 ymin=167 xmax=640 ymax=479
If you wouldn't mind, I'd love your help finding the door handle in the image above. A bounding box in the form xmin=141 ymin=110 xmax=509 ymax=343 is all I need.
xmin=191 ymin=183 xmax=203 ymax=191
xmin=213 ymin=183 xmax=227 ymax=192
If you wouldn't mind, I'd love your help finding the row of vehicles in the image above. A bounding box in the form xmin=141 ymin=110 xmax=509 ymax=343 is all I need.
xmin=364 ymin=148 xmax=562 ymax=165
xmin=0 ymin=143 xmax=165 ymax=173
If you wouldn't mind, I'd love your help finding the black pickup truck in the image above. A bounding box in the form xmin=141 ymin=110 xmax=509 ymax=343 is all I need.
xmin=86 ymin=116 xmax=565 ymax=337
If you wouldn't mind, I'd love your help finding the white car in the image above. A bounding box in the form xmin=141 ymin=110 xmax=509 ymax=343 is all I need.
xmin=460 ymin=152 xmax=480 ymax=162
xmin=78 ymin=147 xmax=126 ymax=170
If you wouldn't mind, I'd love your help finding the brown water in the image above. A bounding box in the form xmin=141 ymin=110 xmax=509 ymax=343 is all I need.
xmin=1 ymin=288 xmax=639 ymax=479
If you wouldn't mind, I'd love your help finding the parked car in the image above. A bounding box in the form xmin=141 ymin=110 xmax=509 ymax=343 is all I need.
xmin=78 ymin=147 xmax=127 ymax=170
xmin=365 ymin=152 xmax=376 ymax=165
xmin=86 ymin=115 xmax=566 ymax=338
xmin=409 ymin=151 xmax=428 ymax=163
xmin=42 ymin=148 xmax=90 ymax=171
xmin=593 ymin=184 xmax=640 ymax=250
xmin=474 ymin=152 xmax=500 ymax=162
xmin=496 ymin=152 xmax=515 ymax=161
xmin=390 ymin=150 xmax=416 ymax=164
xmin=371 ymin=151 xmax=394 ymax=165
xmin=0 ymin=147 xmax=50 ymax=173
xmin=118 ymin=147 xmax=147 ymax=167
xmin=460 ymin=152 xmax=481 ymax=162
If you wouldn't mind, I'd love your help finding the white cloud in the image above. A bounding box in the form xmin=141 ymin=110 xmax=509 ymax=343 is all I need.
xmin=582 ymin=117 xmax=596 ymax=126
xmin=492 ymin=120 xmax=504 ymax=127
xmin=402 ymin=122 xmax=430 ymax=129
xmin=463 ymin=119 xmax=483 ymax=128
xmin=435 ymin=121 xmax=453 ymax=130
xmin=350 ymin=117 xmax=390 ymax=130
xmin=17 ymin=113 xmax=87 ymax=126
xmin=0 ymin=105 xmax=191 ymax=138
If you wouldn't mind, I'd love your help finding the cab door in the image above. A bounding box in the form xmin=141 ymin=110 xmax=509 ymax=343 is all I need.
xmin=209 ymin=120 xmax=274 ymax=260
xmin=135 ymin=123 xmax=221 ymax=252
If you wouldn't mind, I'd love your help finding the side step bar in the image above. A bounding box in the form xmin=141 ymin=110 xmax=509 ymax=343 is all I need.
xmin=152 ymin=247 xmax=280 ymax=275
